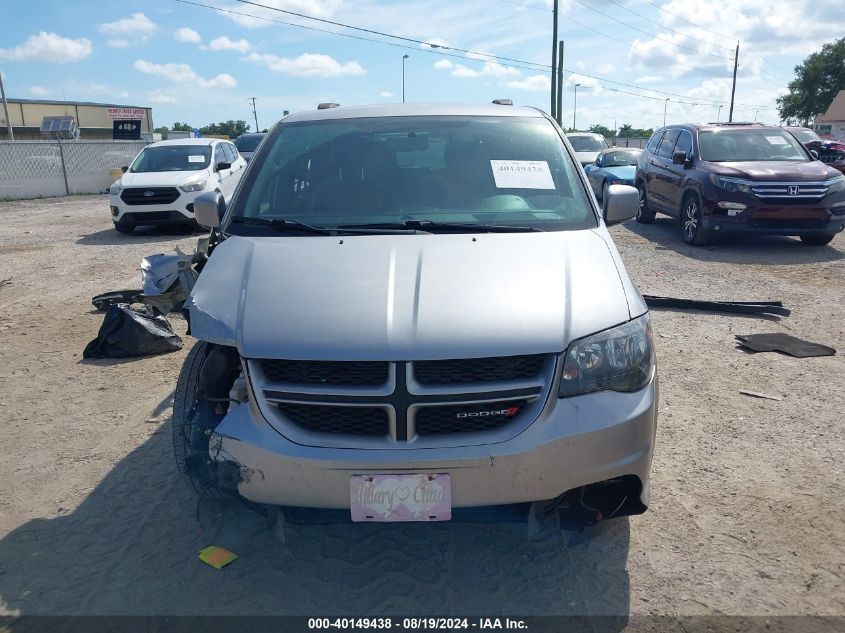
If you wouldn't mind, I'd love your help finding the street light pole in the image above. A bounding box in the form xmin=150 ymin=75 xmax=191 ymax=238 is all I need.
xmin=717 ymin=105 xmax=723 ymax=122
xmin=0 ymin=70 xmax=13 ymax=140
xmin=249 ymin=97 xmax=259 ymax=133
xmin=663 ymin=98 xmax=670 ymax=127
xmin=402 ymin=55 xmax=409 ymax=103
xmin=754 ymin=110 xmax=759 ymax=122
xmin=572 ymin=83 xmax=580 ymax=131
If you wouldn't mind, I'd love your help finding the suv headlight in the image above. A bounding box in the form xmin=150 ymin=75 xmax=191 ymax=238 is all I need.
xmin=109 ymin=182 xmax=122 ymax=195
xmin=709 ymin=175 xmax=753 ymax=194
xmin=180 ymin=179 xmax=208 ymax=192
xmin=559 ymin=313 xmax=654 ymax=398
xmin=827 ymin=175 xmax=845 ymax=193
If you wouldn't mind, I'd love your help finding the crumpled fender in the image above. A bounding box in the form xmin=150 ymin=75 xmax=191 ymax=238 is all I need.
xmin=185 ymin=236 xmax=255 ymax=349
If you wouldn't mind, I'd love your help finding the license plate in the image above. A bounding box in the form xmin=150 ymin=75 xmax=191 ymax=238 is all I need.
xmin=350 ymin=473 xmax=451 ymax=522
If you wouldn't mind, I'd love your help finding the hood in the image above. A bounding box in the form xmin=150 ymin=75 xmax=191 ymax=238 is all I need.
xmin=711 ymin=161 xmax=838 ymax=182
xmin=575 ymin=151 xmax=600 ymax=165
xmin=119 ymin=169 xmax=210 ymax=188
xmin=188 ymin=231 xmax=634 ymax=361
xmin=604 ymin=166 xmax=636 ymax=182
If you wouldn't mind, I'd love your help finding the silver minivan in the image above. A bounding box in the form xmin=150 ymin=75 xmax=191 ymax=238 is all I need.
xmin=176 ymin=102 xmax=656 ymax=532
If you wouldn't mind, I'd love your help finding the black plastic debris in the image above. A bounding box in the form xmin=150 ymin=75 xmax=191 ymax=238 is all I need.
xmin=91 ymin=289 xmax=142 ymax=312
xmin=643 ymin=295 xmax=790 ymax=317
xmin=83 ymin=303 xmax=183 ymax=359
xmin=735 ymin=333 xmax=835 ymax=358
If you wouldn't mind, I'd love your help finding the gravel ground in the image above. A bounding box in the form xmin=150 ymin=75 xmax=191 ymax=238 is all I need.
xmin=0 ymin=195 xmax=843 ymax=619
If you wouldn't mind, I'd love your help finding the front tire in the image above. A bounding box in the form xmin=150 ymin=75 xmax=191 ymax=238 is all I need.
xmin=681 ymin=193 xmax=711 ymax=245
xmin=635 ymin=182 xmax=656 ymax=224
xmin=799 ymin=233 xmax=836 ymax=246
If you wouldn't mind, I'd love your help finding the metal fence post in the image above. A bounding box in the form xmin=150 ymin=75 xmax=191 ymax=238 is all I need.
xmin=55 ymin=135 xmax=70 ymax=196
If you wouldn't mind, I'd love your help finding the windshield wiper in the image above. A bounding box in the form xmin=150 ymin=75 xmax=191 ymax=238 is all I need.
xmin=228 ymin=216 xmax=419 ymax=235
xmin=338 ymin=220 xmax=544 ymax=233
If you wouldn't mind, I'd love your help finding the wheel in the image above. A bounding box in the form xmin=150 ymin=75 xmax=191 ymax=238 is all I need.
xmin=113 ymin=221 xmax=135 ymax=234
xmin=680 ymin=193 xmax=711 ymax=245
xmin=635 ymin=182 xmax=656 ymax=224
xmin=799 ymin=233 xmax=836 ymax=246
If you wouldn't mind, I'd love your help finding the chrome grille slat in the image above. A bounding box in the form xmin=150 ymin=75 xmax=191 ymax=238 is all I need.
xmin=750 ymin=180 xmax=829 ymax=203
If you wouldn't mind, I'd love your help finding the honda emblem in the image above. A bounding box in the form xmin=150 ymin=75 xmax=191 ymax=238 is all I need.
xmin=787 ymin=185 xmax=799 ymax=195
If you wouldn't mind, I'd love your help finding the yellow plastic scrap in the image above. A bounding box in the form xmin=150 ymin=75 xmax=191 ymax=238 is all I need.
xmin=198 ymin=545 xmax=238 ymax=570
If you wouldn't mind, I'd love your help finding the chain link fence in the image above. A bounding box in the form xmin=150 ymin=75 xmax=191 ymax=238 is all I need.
xmin=0 ymin=140 xmax=149 ymax=201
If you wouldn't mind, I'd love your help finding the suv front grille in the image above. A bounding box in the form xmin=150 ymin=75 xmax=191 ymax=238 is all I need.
xmin=751 ymin=182 xmax=828 ymax=204
xmin=415 ymin=399 xmax=530 ymax=436
xmin=277 ymin=403 xmax=389 ymax=436
xmin=120 ymin=187 xmax=180 ymax=206
xmin=414 ymin=354 xmax=546 ymax=385
xmin=260 ymin=359 xmax=388 ymax=386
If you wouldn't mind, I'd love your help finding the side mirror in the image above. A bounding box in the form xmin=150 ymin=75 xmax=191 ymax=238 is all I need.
xmin=216 ymin=161 xmax=232 ymax=172
xmin=672 ymin=150 xmax=689 ymax=166
xmin=810 ymin=149 xmax=819 ymax=160
xmin=194 ymin=191 xmax=225 ymax=229
xmin=603 ymin=184 xmax=638 ymax=226
xmin=121 ymin=166 xmax=129 ymax=173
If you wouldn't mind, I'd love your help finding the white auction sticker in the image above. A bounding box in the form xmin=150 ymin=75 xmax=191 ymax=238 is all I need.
xmin=188 ymin=155 xmax=206 ymax=163
xmin=490 ymin=160 xmax=555 ymax=189
xmin=765 ymin=136 xmax=788 ymax=146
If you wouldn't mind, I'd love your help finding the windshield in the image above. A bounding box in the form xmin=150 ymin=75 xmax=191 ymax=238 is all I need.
xmin=699 ymin=129 xmax=808 ymax=162
xmin=235 ymin=134 xmax=264 ymax=152
xmin=568 ymin=136 xmax=608 ymax=152
xmin=227 ymin=115 xmax=596 ymax=234
xmin=130 ymin=145 xmax=211 ymax=172
xmin=789 ymin=128 xmax=821 ymax=144
xmin=602 ymin=150 xmax=640 ymax=167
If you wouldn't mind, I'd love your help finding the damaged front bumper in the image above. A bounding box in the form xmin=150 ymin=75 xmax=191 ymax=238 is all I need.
xmin=207 ymin=378 xmax=658 ymax=513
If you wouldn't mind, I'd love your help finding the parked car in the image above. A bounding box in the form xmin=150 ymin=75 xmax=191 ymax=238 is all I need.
xmin=784 ymin=126 xmax=845 ymax=176
xmin=108 ymin=138 xmax=247 ymax=234
xmin=635 ymin=123 xmax=845 ymax=245
xmin=173 ymin=102 xmax=656 ymax=532
xmin=566 ymin=132 xmax=610 ymax=166
xmin=233 ymin=132 xmax=266 ymax=162
xmin=584 ymin=148 xmax=642 ymax=210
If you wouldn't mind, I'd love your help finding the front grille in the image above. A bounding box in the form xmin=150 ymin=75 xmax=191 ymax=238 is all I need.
xmin=415 ymin=400 xmax=529 ymax=436
xmin=260 ymin=359 xmax=388 ymax=386
xmin=120 ymin=187 xmax=180 ymax=206
xmin=414 ymin=354 xmax=546 ymax=385
xmin=751 ymin=182 xmax=828 ymax=204
xmin=277 ymin=403 xmax=389 ymax=436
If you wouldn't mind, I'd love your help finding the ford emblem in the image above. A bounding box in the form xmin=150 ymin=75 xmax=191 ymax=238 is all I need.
xmin=143 ymin=190 xmax=155 ymax=197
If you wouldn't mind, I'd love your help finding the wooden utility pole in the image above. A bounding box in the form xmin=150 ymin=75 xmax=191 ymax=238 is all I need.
xmin=728 ymin=42 xmax=739 ymax=123
xmin=551 ymin=0 xmax=558 ymax=118
xmin=556 ymin=41 xmax=565 ymax=126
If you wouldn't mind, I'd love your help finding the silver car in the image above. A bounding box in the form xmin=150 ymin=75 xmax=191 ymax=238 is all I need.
xmin=177 ymin=103 xmax=656 ymax=532
xmin=566 ymin=132 xmax=611 ymax=167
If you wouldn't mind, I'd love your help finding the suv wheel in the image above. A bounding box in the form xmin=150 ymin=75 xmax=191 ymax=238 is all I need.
xmin=681 ymin=193 xmax=711 ymax=246
xmin=635 ymin=182 xmax=656 ymax=224
xmin=799 ymin=233 xmax=836 ymax=246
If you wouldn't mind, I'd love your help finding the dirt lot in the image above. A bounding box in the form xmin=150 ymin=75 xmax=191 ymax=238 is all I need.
xmin=0 ymin=195 xmax=843 ymax=618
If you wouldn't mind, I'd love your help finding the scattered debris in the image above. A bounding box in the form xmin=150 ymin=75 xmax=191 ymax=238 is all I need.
xmin=91 ymin=289 xmax=142 ymax=312
xmin=0 ymin=277 xmax=11 ymax=288
xmin=83 ymin=303 xmax=183 ymax=359
xmin=736 ymin=333 xmax=835 ymax=358
xmin=643 ymin=295 xmax=790 ymax=317
xmin=198 ymin=545 xmax=238 ymax=570
xmin=739 ymin=390 xmax=783 ymax=402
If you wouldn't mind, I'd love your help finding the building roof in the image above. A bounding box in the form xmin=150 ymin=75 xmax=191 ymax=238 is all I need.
xmin=283 ymin=102 xmax=543 ymax=123
xmin=6 ymin=98 xmax=150 ymax=109
xmin=815 ymin=90 xmax=845 ymax=124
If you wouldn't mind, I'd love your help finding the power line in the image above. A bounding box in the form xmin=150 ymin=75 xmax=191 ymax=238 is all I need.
xmin=495 ymin=0 xmax=550 ymax=12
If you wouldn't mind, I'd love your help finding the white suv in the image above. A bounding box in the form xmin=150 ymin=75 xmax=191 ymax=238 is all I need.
xmin=108 ymin=138 xmax=246 ymax=234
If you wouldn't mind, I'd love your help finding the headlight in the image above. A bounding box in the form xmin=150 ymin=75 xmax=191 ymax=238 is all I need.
xmin=708 ymin=175 xmax=753 ymax=194
xmin=559 ymin=314 xmax=654 ymax=398
xmin=180 ymin=179 xmax=207 ymax=192
xmin=109 ymin=182 xmax=122 ymax=195
xmin=827 ymin=175 xmax=845 ymax=193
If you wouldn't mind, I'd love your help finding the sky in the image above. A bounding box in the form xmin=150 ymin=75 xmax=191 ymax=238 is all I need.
xmin=1 ymin=0 xmax=844 ymax=133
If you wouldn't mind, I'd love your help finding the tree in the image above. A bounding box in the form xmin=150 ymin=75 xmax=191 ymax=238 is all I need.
xmin=618 ymin=123 xmax=634 ymax=137
xmin=171 ymin=122 xmax=193 ymax=131
xmin=589 ymin=124 xmax=616 ymax=138
xmin=154 ymin=126 xmax=169 ymax=139
xmin=200 ymin=120 xmax=251 ymax=138
xmin=777 ymin=37 xmax=845 ymax=125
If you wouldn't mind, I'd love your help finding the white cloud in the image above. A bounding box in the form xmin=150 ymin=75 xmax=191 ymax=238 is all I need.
xmin=99 ymin=12 xmax=157 ymax=47
xmin=133 ymin=60 xmax=238 ymax=88
xmin=148 ymin=89 xmax=178 ymax=104
xmin=30 ymin=85 xmax=49 ymax=96
xmin=379 ymin=91 xmax=394 ymax=98
xmin=507 ymin=75 xmax=550 ymax=92
xmin=451 ymin=64 xmax=478 ymax=78
xmin=217 ymin=0 xmax=343 ymax=29
xmin=479 ymin=61 xmax=520 ymax=78
xmin=208 ymin=36 xmax=252 ymax=53
xmin=433 ymin=59 xmax=453 ymax=70
xmin=175 ymin=27 xmax=201 ymax=44
xmin=433 ymin=59 xmax=520 ymax=79
xmin=635 ymin=75 xmax=663 ymax=84
xmin=567 ymin=74 xmax=602 ymax=93
xmin=247 ymin=52 xmax=365 ymax=77
xmin=0 ymin=32 xmax=92 ymax=63
xmin=596 ymin=62 xmax=615 ymax=74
